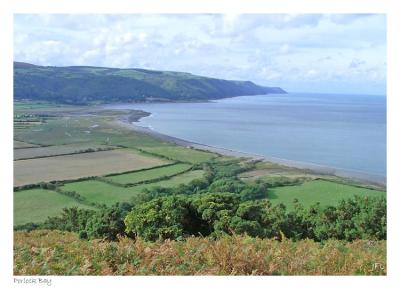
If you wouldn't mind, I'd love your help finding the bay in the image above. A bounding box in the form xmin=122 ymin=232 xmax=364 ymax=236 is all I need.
xmin=105 ymin=93 xmax=386 ymax=177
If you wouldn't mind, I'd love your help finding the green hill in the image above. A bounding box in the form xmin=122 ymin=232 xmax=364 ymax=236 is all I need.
xmin=14 ymin=62 xmax=286 ymax=104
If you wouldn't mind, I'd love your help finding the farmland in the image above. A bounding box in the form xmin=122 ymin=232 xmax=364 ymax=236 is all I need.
xmin=60 ymin=180 xmax=145 ymax=205
xmin=14 ymin=149 xmax=170 ymax=186
xmin=267 ymin=179 xmax=386 ymax=210
xmin=150 ymin=170 xmax=205 ymax=187
xmin=139 ymin=145 xmax=217 ymax=163
xmin=14 ymin=189 xmax=94 ymax=225
xmin=105 ymin=163 xmax=192 ymax=185
xmin=13 ymin=104 xmax=212 ymax=224
xmin=60 ymin=169 xmax=204 ymax=205
xmin=14 ymin=143 xmax=114 ymax=160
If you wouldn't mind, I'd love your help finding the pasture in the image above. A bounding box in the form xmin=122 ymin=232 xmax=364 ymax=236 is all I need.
xmin=60 ymin=180 xmax=145 ymax=205
xmin=139 ymin=145 xmax=217 ymax=163
xmin=268 ymin=179 xmax=386 ymax=210
xmin=14 ymin=189 xmax=94 ymax=225
xmin=106 ymin=163 xmax=192 ymax=185
xmin=14 ymin=149 xmax=169 ymax=186
xmin=60 ymin=170 xmax=205 ymax=205
xmin=14 ymin=143 xmax=114 ymax=160
xmin=151 ymin=170 xmax=204 ymax=187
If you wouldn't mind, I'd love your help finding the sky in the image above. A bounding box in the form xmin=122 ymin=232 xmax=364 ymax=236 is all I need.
xmin=14 ymin=14 xmax=386 ymax=95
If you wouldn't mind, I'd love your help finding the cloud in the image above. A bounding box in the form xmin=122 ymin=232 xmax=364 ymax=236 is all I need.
xmin=349 ymin=58 xmax=366 ymax=69
xmin=14 ymin=14 xmax=386 ymax=94
xmin=328 ymin=14 xmax=376 ymax=25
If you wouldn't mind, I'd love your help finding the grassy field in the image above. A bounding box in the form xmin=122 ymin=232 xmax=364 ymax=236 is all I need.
xmin=60 ymin=180 xmax=145 ymax=205
xmin=151 ymin=170 xmax=204 ymax=187
xmin=268 ymin=179 xmax=386 ymax=210
xmin=14 ymin=149 xmax=169 ymax=186
xmin=14 ymin=230 xmax=386 ymax=275
xmin=14 ymin=143 xmax=114 ymax=160
xmin=239 ymin=161 xmax=316 ymax=180
xmin=60 ymin=170 xmax=205 ymax=205
xmin=14 ymin=115 xmax=163 ymax=147
xmin=139 ymin=145 xmax=217 ymax=163
xmin=14 ymin=189 xmax=94 ymax=225
xmin=106 ymin=163 xmax=192 ymax=185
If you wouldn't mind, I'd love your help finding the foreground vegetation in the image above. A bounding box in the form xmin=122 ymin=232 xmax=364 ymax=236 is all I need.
xmin=14 ymin=230 xmax=386 ymax=275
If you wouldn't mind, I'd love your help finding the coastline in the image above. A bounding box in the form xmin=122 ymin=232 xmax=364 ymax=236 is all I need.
xmin=115 ymin=112 xmax=386 ymax=187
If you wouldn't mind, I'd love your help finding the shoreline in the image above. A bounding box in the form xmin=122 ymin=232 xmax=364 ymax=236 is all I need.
xmin=115 ymin=113 xmax=386 ymax=187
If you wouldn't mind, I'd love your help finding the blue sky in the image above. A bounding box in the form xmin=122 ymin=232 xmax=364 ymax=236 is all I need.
xmin=14 ymin=14 xmax=386 ymax=95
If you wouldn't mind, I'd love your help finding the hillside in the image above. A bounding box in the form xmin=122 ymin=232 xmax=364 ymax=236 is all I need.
xmin=14 ymin=230 xmax=386 ymax=275
xmin=13 ymin=62 xmax=286 ymax=104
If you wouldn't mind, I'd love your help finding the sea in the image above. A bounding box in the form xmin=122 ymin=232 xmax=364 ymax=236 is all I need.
xmin=104 ymin=93 xmax=386 ymax=178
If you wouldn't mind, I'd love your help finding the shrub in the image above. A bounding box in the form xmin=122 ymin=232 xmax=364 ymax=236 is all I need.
xmin=125 ymin=196 xmax=195 ymax=241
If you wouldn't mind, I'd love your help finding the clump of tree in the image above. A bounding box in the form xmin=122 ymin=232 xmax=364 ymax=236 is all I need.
xmin=124 ymin=194 xmax=386 ymax=242
xmin=17 ymin=194 xmax=386 ymax=243
xmin=38 ymin=203 xmax=133 ymax=241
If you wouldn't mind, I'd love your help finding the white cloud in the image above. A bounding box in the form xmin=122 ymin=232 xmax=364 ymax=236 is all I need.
xmin=13 ymin=14 xmax=386 ymax=94
xmin=279 ymin=44 xmax=290 ymax=54
xmin=349 ymin=58 xmax=366 ymax=69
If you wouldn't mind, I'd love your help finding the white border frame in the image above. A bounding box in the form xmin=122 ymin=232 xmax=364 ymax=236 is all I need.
xmin=1 ymin=1 xmax=399 ymax=289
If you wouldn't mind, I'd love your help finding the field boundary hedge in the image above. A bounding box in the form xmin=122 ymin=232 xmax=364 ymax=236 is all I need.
xmin=14 ymin=147 xmax=115 ymax=161
xmin=102 ymin=162 xmax=179 ymax=177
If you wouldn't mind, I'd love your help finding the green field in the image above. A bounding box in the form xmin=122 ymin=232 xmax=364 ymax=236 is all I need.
xmin=13 ymin=114 xmax=169 ymax=149
xmin=140 ymin=145 xmax=217 ymax=163
xmin=14 ymin=189 xmax=94 ymax=225
xmin=268 ymin=179 xmax=386 ymax=210
xmin=151 ymin=170 xmax=204 ymax=187
xmin=106 ymin=163 xmax=191 ymax=185
xmin=60 ymin=180 xmax=144 ymax=205
xmin=60 ymin=170 xmax=204 ymax=206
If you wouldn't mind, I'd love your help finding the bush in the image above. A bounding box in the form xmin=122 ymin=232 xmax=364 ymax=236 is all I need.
xmin=42 ymin=207 xmax=95 ymax=232
xmin=125 ymin=196 xmax=200 ymax=241
xmin=124 ymin=194 xmax=386 ymax=242
xmin=85 ymin=203 xmax=133 ymax=241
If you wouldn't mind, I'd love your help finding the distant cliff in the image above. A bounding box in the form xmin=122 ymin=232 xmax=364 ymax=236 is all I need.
xmin=14 ymin=61 xmax=286 ymax=104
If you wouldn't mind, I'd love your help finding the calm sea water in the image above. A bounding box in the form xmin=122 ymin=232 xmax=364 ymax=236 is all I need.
xmin=106 ymin=93 xmax=386 ymax=176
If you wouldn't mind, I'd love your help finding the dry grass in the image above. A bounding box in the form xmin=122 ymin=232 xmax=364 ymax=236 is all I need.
xmin=14 ymin=230 xmax=386 ymax=276
xmin=14 ymin=144 xmax=114 ymax=160
xmin=14 ymin=149 xmax=170 ymax=186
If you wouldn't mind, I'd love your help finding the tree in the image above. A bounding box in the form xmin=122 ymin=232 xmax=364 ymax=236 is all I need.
xmin=239 ymin=182 xmax=268 ymax=201
xmin=124 ymin=196 xmax=194 ymax=241
xmin=84 ymin=203 xmax=133 ymax=241
xmin=193 ymin=192 xmax=241 ymax=234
